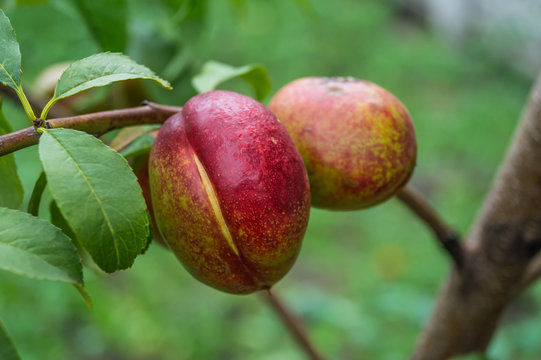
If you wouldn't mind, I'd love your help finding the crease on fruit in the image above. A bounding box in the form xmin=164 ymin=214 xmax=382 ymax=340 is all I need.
xmin=192 ymin=152 xmax=240 ymax=257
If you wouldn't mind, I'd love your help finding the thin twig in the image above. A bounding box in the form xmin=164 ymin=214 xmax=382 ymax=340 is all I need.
xmin=261 ymin=289 xmax=326 ymax=360
xmin=0 ymin=102 xmax=182 ymax=156
xmin=397 ymin=185 xmax=464 ymax=268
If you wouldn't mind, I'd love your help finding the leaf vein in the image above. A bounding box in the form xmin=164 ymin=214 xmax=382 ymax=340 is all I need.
xmin=0 ymin=242 xmax=78 ymax=283
xmin=46 ymin=132 xmax=121 ymax=268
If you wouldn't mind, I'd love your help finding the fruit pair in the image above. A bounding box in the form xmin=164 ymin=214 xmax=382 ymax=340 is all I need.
xmin=141 ymin=77 xmax=416 ymax=294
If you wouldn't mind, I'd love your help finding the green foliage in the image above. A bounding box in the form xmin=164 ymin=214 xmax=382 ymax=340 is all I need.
xmin=0 ymin=10 xmax=21 ymax=89
xmin=17 ymin=0 xmax=47 ymax=5
xmin=0 ymin=99 xmax=23 ymax=209
xmin=27 ymin=171 xmax=46 ymax=216
xmin=119 ymin=132 xmax=157 ymax=159
xmin=38 ymin=128 xmax=150 ymax=272
xmin=72 ymin=0 xmax=127 ymax=52
xmin=192 ymin=60 xmax=272 ymax=101
xmin=41 ymin=52 xmax=172 ymax=119
xmin=0 ymin=1 xmax=539 ymax=360
xmin=162 ymin=0 xmax=208 ymax=21
xmin=0 ymin=207 xmax=84 ymax=288
xmin=0 ymin=318 xmax=20 ymax=360
xmin=0 ymin=9 xmax=34 ymax=120
xmin=49 ymin=200 xmax=77 ymax=241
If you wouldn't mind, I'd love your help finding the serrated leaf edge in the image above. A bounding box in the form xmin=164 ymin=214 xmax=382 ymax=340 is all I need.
xmin=41 ymin=129 xmax=123 ymax=269
xmin=41 ymin=52 xmax=171 ymax=119
xmin=56 ymin=52 xmax=172 ymax=97
xmin=0 ymin=241 xmax=81 ymax=285
xmin=0 ymin=209 xmax=83 ymax=286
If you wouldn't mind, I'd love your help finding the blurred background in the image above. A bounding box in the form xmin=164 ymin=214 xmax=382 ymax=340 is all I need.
xmin=1 ymin=0 xmax=541 ymax=359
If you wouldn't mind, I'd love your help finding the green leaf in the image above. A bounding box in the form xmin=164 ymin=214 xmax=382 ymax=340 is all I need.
xmin=49 ymin=200 xmax=77 ymax=242
xmin=0 ymin=98 xmax=23 ymax=209
xmin=120 ymin=132 xmax=156 ymax=159
xmin=54 ymin=52 xmax=171 ymax=98
xmin=109 ymin=125 xmax=159 ymax=152
xmin=0 ymin=206 xmax=91 ymax=307
xmin=0 ymin=98 xmax=12 ymax=133
xmin=73 ymin=0 xmax=127 ymax=52
xmin=0 ymin=318 xmax=20 ymax=360
xmin=110 ymin=125 xmax=157 ymax=160
xmin=41 ymin=52 xmax=172 ymax=119
xmin=50 ymin=199 xmax=104 ymax=279
xmin=0 ymin=9 xmax=22 ymax=90
xmin=192 ymin=60 xmax=271 ymax=101
xmin=0 ymin=10 xmax=35 ymax=120
xmin=38 ymin=128 xmax=150 ymax=272
xmin=27 ymin=171 xmax=47 ymax=216
xmin=0 ymin=207 xmax=84 ymax=287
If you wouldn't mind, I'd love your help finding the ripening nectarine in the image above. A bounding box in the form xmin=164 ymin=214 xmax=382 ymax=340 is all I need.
xmin=149 ymin=90 xmax=310 ymax=294
xmin=269 ymin=77 xmax=416 ymax=210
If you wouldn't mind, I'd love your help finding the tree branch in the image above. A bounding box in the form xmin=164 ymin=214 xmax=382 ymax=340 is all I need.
xmin=520 ymin=251 xmax=541 ymax=290
xmin=397 ymin=185 xmax=463 ymax=268
xmin=413 ymin=71 xmax=541 ymax=359
xmin=261 ymin=289 xmax=326 ymax=360
xmin=0 ymin=102 xmax=182 ymax=156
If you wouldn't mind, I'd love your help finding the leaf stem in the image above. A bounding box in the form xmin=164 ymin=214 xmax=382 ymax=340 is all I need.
xmin=40 ymin=97 xmax=56 ymax=120
xmin=14 ymin=86 xmax=36 ymax=121
xmin=261 ymin=289 xmax=326 ymax=360
xmin=0 ymin=83 xmax=73 ymax=119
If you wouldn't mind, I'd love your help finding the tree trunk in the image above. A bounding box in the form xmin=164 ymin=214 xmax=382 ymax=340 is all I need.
xmin=412 ymin=71 xmax=541 ymax=359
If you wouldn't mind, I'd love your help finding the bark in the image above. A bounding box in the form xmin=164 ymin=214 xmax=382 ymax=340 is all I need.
xmin=413 ymin=72 xmax=541 ymax=359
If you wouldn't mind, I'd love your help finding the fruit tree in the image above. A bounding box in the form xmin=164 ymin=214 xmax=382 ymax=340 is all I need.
xmin=1 ymin=2 xmax=540 ymax=360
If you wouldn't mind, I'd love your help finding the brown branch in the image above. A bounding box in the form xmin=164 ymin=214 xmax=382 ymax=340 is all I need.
xmin=0 ymin=102 xmax=182 ymax=156
xmin=261 ymin=289 xmax=326 ymax=360
xmin=397 ymin=185 xmax=463 ymax=268
xmin=520 ymin=251 xmax=541 ymax=290
xmin=412 ymin=71 xmax=541 ymax=359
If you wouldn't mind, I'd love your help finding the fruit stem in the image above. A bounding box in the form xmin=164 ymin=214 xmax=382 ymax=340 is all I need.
xmin=397 ymin=185 xmax=464 ymax=269
xmin=261 ymin=289 xmax=326 ymax=360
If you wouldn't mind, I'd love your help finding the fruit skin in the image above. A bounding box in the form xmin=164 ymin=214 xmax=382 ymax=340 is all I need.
xmin=149 ymin=90 xmax=310 ymax=294
xmin=269 ymin=77 xmax=417 ymax=210
xmin=132 ymin=148 xmax=167 ymax=247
